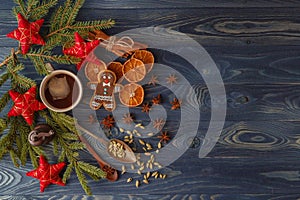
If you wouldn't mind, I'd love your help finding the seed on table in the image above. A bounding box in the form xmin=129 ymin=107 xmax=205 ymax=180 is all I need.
xmin=149 ymin=163 xmax=153 ymax=169
xmin=162 ymin=174 xmax=167 ymax=179
xmin=137 ymin=170 xmax=142 ymax=175
xmin=127 ymin=177 xmax=133 ymax=182
xmin=146 ymin=171 xmax=151 ymax=179
xmin=142 ymin=147 xmax=147 ymax=152
xmin=144 ymin=152 xmax=151 ymax=156
xmin=147 ymin=132 xmax=154 ymax=137
xmin=156 ymin=149 xmax=160 ymax=154
xmin=135 ymin=123 xmax=142 ymax=128
xmin=136 ymin=132 xmax=141 ymax=137
xmin=129 ymin=139 xmax=133 ymax=144
xmin=135 ymin=180 xmax=140 ymax=188
xmin=131 ymin=164 xmax=135 ymax=170
xmin=143 ymin=179 xmax=149 ymax=184
xmin=152 ymin=171 xmax=158 ymax=177
xmin=121 ymin=165 xmax=126 ymax=174
xmin=155 ymin=173 xmax=159 ymax=179
xmin=119 ymin=128 xmax=124 ymax=132
xmin=126 ymin=130 xmax=132 ymax=134
xmin=158 ymin=142 xmax=162 ymax=149
xmin=139 ymin=165 xmax=145 ymax=171
xmin=139 ymin=139 xmax=145 ymax=145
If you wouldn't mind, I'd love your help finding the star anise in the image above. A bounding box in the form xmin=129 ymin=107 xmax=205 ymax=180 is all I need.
xmin=158 ymin=131 xmax=171 ymax=143
xmin=152 ymin=118 xmax=165 ymax=130
xmin=152 ymin=94 xmax=161 ymax=105
xmin=148 ymin=75 xmax=159 ymax=86
xmin=101 ymin=115 xmax=115 ymax=129
xmin=142 ymin=102 xmax=151 ymax=113
xmin=171 ymin=98 xmax=181 ymax=110
xmin=122 ymin=113 xmax=134 ymax=124
xmin=166 ymin=74 xmax=177 ymax=85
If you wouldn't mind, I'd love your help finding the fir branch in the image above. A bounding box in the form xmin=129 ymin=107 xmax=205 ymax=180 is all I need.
xmin=0 ymin=92 xmax=10 ymax=113
xmin=73 ymin=19 xmax=115 ymax=30
xmin=26 ymin=52 xmax=81 ymax=65
xmin=0 ymin=118 xmax=7 ymax=132
xmin=25 ymin=0 xmax=38 ymax=14
xmin=68 ymin=142 xmax=85 ymax=150
xmin=0 ymin=73 xmax=10 ymax=88
xmin=77 ymin=161 xmax=106 ymax=179
xmin=75 ymin=165 xmax=91 ymax=195
xmin=28 ymin=145 xmax=39 ymax=168
xmin=28 ymin=56 xmax=49 ymax=75
xmin=29 ymin=0 xmax=59 ymax=21
xmin=62 ymin=162 xmax=74 ymax=183
xmin=0 ymin=118 xmax=18 ymax=160
xmin=13 ymin=0 xmax=26 ymax=18
xmin=65 ymin=0 xmax=85 ymax=27
xmin=12 ymin=74 xmax=36 ymax=90
xmin=58 ymin=0 xmax=72 ymax=29
xmin=10 ymin=149 xmax=20 ymax=167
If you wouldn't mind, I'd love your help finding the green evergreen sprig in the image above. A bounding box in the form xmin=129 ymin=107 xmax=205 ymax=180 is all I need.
xmin=0 ymin=0 xmax=114 ymax=195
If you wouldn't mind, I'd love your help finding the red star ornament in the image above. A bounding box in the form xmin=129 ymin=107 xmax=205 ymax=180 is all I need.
xmin=8 ymin=86 xmax=46 ymax=125
xmin=63 ymin=32 xmax=100 ymax=70
xmin=26 ymin=155 xmax=66 ymax=192
xmin=7 ymin=13 xmax=45 ymax=54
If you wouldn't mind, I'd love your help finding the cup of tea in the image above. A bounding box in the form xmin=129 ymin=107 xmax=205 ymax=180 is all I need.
xmin=39 ymin=69 xmax=83 ymax=112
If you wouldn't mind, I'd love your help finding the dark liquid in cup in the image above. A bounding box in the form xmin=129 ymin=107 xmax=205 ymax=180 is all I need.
xmin=44 ymin=74 xmax=80 ymax=109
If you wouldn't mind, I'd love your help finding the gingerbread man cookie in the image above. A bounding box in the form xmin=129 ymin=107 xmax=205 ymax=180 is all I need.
xmin=90 ymin=70 xmax=119 ymax=111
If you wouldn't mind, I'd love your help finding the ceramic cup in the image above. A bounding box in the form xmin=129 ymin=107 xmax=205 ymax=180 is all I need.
xmin=39 ymin=69 xmax=83 ymax=112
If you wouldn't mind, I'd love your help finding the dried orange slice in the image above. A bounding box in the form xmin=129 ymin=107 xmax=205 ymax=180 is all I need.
xmin=132 ymin=50 xmax=154 ymax=73
xmin=119 ymin=83 xmax=144 ymax=107
xmin=122 ymin=58 xmax=146 ymax=83
xmin=107 ymin=62 xmax=123 ymax=82
xmin=85 ymin=61 xmax=106 ymax=81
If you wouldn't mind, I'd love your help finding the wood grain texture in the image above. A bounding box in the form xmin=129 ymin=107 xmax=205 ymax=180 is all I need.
xmin=1 ymin=0 xmax=300 ymax=199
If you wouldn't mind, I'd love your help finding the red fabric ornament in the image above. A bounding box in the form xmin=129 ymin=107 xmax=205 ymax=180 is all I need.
xmin=6 ymin=13 xmax=45 ymax=54
xmin=63 ymin=32 xmax=99 ymax=70
xmin=26 ymin=155 xmax=66 ymax=192
xmin=8 ymin=86 xmax=46 ymax=125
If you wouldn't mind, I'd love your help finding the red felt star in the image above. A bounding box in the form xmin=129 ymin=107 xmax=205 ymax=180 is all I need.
xmin=63 ymin=32 xmax=100 ymax=70
xmin=6 ymin=13 xmax=45 ymax=54
xmin=8 ymin=86 xmax=46 ymax=125
xmin=26 ymin=155 xmax=66 ymax=192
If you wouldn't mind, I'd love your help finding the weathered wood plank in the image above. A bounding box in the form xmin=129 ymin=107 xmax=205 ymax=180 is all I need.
xmin=1 ymin=194 xmax=300 ymax=200
xmin=2 ymin=0 xmax=300 ymax=10
xmin=1 ymin=8 xmax=300 ymax=46
xmin=1 ymin=145 xmax=300 ymax=195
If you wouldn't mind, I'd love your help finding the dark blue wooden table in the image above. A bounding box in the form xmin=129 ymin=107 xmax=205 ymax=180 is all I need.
xmin=1 ymin=0 xmax=300 ymax=199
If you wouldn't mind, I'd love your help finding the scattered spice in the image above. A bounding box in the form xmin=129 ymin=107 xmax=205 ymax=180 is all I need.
xmin=122 ymin=113 xmax=134 ymax=124
xmin=166 ymin=74 xmax=177 ymax=85
xmin=148 ymin=75 xmax=159 ymax=86
xmin=101 ymin=115 xmax=115 ymax=129
xmin=152 ymin=118 xmax=165 ymax=130
xmin=142 ymin=102 xmax=151 ymax=113
xmin=171 ymin=98 xmax=181 ymax=110
xmin=158 ymin=131 xmax=171 ymax=143
xmin=152 ymin=94 xmax=161 ymax=105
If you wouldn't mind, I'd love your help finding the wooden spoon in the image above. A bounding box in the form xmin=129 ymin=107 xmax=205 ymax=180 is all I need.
xmin=107 ymin=139 xmax=136 ymax=163
xmin=78 ymin=134 xmax=118 ymax=181
xmin=76 ymin=124 xmax=136 ymax=163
